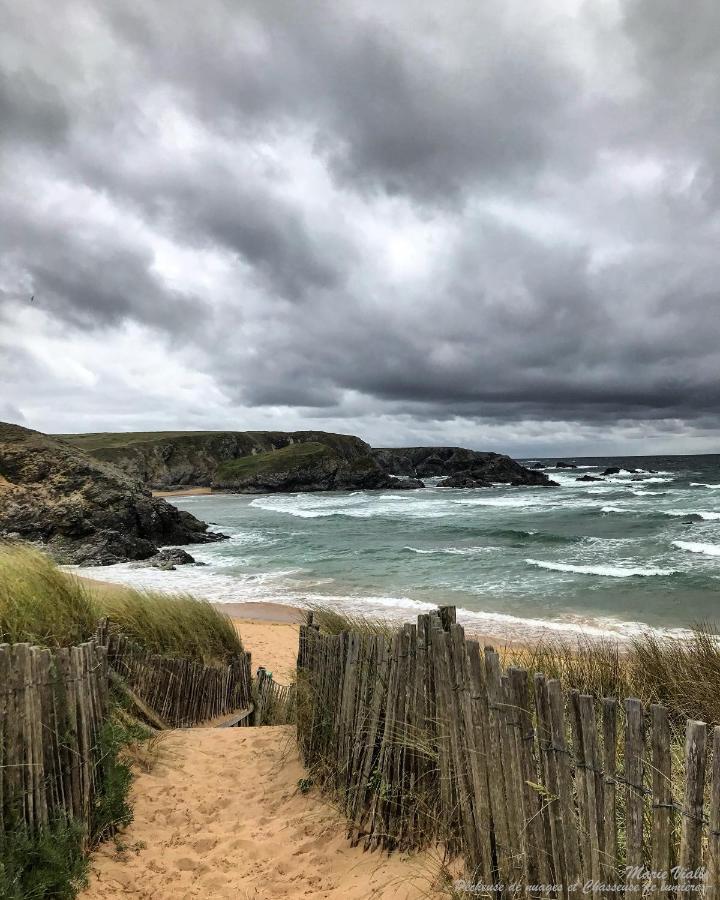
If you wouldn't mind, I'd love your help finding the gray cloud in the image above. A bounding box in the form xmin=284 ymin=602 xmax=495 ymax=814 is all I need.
xmin=1 ymin=0 xmax=718 ymax=453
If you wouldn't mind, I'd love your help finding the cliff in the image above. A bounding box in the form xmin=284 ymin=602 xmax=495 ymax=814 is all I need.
xmin=59 ymin=430 xmax=556 ymax=492
xmin=0 ymin=423 xmax=225 ymax=565
xmin=60 ymin=430 xmax=377 ymax=489
xmin=212 ymin=442 xmax=422 ymax=493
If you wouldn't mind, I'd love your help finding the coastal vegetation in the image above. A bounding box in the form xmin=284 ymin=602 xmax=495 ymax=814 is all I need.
xmin=0 ymin=545 xmax=246 ymax=896
xmin=0 ymin=545 xmax=241 ymax=665
xmin=215 ymin=441 xmax=333 ymax=480
xmin=211 ymin=440 xmax=401 ymax=492
xmin=507 ymin=627 xmax=720 ymax=727
xmin=98 ymin=587 xmax=243 ymax=665
xmin=55 ymin=425 xmax=554 ymax=491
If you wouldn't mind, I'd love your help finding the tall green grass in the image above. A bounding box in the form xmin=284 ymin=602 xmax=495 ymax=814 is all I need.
xmin=0 ymin=545 xmax=98 ymax=646
xmin=0 ymin=543 xmax=245 ymax=897
xmin=0 ymin=544 xmax=242 ymax=666
xmin=100 ymin=589 xmax=242 ymax=666
xmin=502 ymin=626 xmax=720 ymax=725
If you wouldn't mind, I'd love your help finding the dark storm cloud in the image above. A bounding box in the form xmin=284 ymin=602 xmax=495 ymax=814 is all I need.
xmin=0 ymin=70 xmax=69 ymax=145
xmin=1 ymin=200 xmax=205 ymax=333
xmin=1 ymin=0 xmax=719 ymax=446
xmin=103 ymin=0 xmax=579 ymax=200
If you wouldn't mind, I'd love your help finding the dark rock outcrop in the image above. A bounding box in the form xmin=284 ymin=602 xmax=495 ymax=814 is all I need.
xmin=211 ymin=441 xmax=424 ymax=494
xmin=437 ymin=474 xmax=493 ymax=488
xmin=148 ymin=547 xmax=196 ymax=569
xmin=555 ymin=461 xmax=578 ymax=469
xmin=0 ymin=422 xmax=225 ymax=565
xmin=576 ymin=475 xmax=604 ymax=482
xmin=602 ymin=467 xmax=621 ymax=476
xmin=371 ymin=447 xmax=556 ymax=486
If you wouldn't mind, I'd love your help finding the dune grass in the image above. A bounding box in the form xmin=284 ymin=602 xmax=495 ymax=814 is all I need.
xmin=99 ymin=588 xmax=242 ymax=666
xmin=305 ymin=603 xmax=394 ymax=637
xmin=502 ymin=626 xmax=720 ymax=726
xmin=0 ymin=544 xmax=242 ymax=666
xmin=0 ymin=545 xmax=99 ymax=647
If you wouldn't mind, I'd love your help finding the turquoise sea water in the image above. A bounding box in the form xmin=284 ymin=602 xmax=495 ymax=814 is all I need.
xmin=79 ymin=455 xmax=720 ymax=640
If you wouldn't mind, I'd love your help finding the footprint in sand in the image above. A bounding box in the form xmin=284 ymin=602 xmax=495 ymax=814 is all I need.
xmin=191 ymin=837 xmax=217 ymax=853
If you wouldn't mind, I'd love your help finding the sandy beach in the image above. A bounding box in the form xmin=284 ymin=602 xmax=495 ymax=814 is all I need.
xmin=151 ymin=486 xmax=213 ymax=498
xmin=80 ymin=727 xmax=441 ymax=899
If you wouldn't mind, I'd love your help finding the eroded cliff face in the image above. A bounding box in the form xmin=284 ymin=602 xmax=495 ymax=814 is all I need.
xmin=0 ymin=423 xmax=224 ymax=565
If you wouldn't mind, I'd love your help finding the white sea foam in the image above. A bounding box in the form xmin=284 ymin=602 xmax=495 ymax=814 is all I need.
xmin=665 ymin=510 xmax=720 ymax=521
xmin=403 ymin=546 xmax=492 ymax=556
xmin=525 ymin=559 xmax=677 ymax=578
xmin=600 ymin=505 xmax=626 ymax=513
xmin=673 ymin=541 xmax=720 ymax=557
xmin=691 ymin=483 xmax=720 ymax=489
xmin=68 ymin=562 xmax=694 ymax=644
xmin=248 ymin=494 xmax=447 ymax=519
xmin=455 ymin=607 xmax=691 ymax=642
xmin=453 ymin=495 xmax=552 ymax=508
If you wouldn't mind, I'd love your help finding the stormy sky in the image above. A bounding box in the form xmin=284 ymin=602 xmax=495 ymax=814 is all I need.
xmin=1 ymin=0 xmax=719 ymax=456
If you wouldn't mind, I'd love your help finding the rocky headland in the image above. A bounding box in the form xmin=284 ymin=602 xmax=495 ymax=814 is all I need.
xmin=0 ymin=423 xmax=225 ymax=566
xmin=61 ymin=431 xmax=558 ymax=492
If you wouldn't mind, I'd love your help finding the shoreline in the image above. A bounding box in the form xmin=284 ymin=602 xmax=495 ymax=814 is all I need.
xmin=76 ymin=569 xmax=604 ymax=683
xmin=152 ymin=486 xmax=213 ymax=497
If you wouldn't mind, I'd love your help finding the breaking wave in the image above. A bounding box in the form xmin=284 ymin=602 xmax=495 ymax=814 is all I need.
xmin=673 ymin=541 xmax=720 ymax=558
xmin=525 ymin=559 xmax=678 ymax=578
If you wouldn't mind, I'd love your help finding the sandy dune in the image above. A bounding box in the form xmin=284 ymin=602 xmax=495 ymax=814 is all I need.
xmin=81 ymin=726 xmax=443 ymax=899
xmin=232 ymin=618 xmax=300 ymax=682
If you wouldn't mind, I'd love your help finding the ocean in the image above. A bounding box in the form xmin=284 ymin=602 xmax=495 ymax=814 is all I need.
xmin=77 ymin=454 xmax=720 ymax=641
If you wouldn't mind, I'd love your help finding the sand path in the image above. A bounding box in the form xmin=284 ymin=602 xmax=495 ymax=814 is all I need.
xmin=81 ymin=726 xmax=441 ymax=899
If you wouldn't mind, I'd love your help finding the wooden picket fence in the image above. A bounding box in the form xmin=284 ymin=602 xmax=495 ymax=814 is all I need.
xmin=0 ymin=623 xmax=254 ymax=847
xmin=297 ymin=605 xmax=720 ymax=898
xmin=98 ymin=624 xmax=253 ymax=728
xmin=253 ymin=669 xmax=296 ymax=726
xmin=0 ymin=639 xmax=109 ymax=841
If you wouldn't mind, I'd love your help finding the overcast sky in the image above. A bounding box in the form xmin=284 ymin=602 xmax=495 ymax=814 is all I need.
xmin=1 ymin=0 xmax=719 ymax=456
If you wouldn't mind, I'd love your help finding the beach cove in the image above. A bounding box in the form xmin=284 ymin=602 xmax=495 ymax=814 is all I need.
xmin=77 ymin=453 xmax=720 ymax=643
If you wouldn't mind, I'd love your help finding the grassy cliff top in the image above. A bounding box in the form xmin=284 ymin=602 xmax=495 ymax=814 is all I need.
xmin=58 ymin=429 xmax=369 ymax=455
xmin=57 ymin=430 xmax=247 ymax=451
xmin=215 ymin=442 xmax=333 ymax=480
